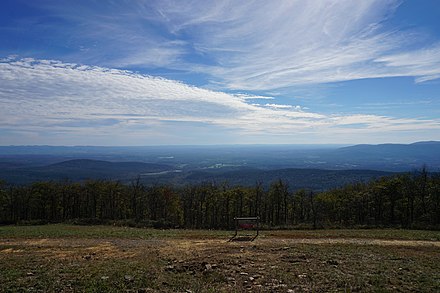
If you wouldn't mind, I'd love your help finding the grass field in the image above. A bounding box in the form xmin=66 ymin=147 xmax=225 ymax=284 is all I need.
xmin=1 ymin=225 xmax=439 ymax=292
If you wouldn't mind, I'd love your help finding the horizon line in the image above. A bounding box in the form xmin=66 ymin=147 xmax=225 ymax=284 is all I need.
xmin=1 ymin=140 xmax=439 ymax=148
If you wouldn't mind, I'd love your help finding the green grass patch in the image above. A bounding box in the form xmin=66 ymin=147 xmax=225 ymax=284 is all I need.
xmin=0 ymin=224 xmax=439 ymax=241
xmin=1 ymin=225 xmax=439 ymax=292
xmin=0 ymin=224 xmax=232 ymax=240
xmin=265 ymin=228 xmax=440 ymax=241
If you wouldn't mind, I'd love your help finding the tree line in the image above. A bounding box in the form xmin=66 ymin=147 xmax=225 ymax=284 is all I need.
xmin=0 ymin=167 xmax=439 ymax=229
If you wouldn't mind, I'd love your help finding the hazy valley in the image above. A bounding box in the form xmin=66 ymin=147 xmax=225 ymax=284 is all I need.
xmin=1 ymin=141 xmax=439 ymax=190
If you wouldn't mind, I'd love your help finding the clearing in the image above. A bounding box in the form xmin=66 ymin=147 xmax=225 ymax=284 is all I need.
xmin=1 ymin=225 xmax=439 ymax=292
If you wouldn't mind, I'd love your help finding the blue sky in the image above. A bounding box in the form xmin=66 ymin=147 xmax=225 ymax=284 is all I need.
xmin=0 ymin=0 xmax=439 ymax=145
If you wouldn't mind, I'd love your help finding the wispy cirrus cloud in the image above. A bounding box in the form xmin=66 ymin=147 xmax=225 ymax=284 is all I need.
xmin=375 ymin=43 xmax=440 ymax=83
xmin=14 ymin=0 xmax=440 ymax=91
xmin=0 ymin=58 xmax=439 ymax=144
xmin=164 ymin=0 xmax=440 ymax=89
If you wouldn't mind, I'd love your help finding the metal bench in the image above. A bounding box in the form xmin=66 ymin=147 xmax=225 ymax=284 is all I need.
xmin=229 ymin=217 xmax=260 ymax=241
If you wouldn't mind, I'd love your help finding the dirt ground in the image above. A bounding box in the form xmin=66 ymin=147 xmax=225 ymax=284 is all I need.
xmin=1 ymin=232 xmax=440 ymax=292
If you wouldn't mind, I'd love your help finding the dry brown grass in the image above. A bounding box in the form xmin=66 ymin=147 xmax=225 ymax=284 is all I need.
xmin=1 ymin=225 xmax=439 ymax=292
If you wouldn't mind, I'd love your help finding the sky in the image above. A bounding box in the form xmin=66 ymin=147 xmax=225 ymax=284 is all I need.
xmin=0 ymin=0 xmax=440 ymax=146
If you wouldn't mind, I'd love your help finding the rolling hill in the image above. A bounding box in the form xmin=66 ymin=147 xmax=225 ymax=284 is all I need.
xmin=0 ymin=159 xmax=173 ymax=184
xmin=0 ymin=141 xmax=438 ymax=187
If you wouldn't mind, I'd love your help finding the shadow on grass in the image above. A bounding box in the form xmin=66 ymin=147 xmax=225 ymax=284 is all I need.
xmin=228 ymin=235 xmax=258 ymax=242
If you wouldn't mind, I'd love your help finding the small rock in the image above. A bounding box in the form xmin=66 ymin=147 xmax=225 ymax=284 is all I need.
xmin=205 ymin=264 xmax=212 ymax=271
xmin=240 ymin=272 xmax=249 ymax=276
xmin=287 ymin=290 xmax=295 ymax=293
xmin=124 ymin=275 xmax=134 ymax=282
xmin=26 ymin=272 xmax=34 ymax=276
xmin=164 ymin=265 xmax=175 ymax=272
xmin=249 ymin=277 xmax=255 ymax=281
xmin=298 ymin=273 xmax=307 ymax=279
xmin=327 ymin=260 xmax=339 ymax=265
xmin=101 ymin=276 xmax=109 ymax=280
xmin=270 ymin=283 xmax=287 ymax=288
xmin=226 ymin=277 xmax=235 ymax=282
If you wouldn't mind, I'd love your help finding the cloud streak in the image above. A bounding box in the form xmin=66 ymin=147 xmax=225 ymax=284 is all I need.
xmin=13 ymin=0 xmax=440 ymax=91
xmin=169 ymin=0 xmax=440 ymax=89
xmin=1 ymin=58 xmax=439 ymax=144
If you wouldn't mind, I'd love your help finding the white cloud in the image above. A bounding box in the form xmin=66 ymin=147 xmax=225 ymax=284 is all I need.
xmin=375 ymin=43 xmax=440 ymax=83
xmin=264 ymin=104 xmax=303 ymax=110
xmin=116 ymin=0 xmax=440 ymax=89
xmin=0 ymin=58 xmax=439 ymax=145
xmin=19 ymin=1 xmax=440 ymax=91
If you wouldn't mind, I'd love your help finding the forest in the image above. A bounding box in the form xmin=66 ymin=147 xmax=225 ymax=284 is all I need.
xmin=0 ymin=167 xmax=439 ymax=230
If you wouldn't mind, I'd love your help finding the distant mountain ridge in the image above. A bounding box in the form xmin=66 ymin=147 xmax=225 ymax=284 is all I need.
xmin=328 ymin=141 xmax=440 ymax=171
xmin=0 ymin=141 xmax=439 ymax=186
xmin=49 ymin=159 xmax=169 ymax=170
xmin=0 ymin=159 xmax=173 ymax=184
xmin=338 ymin=141 xmax=440 ymax=152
